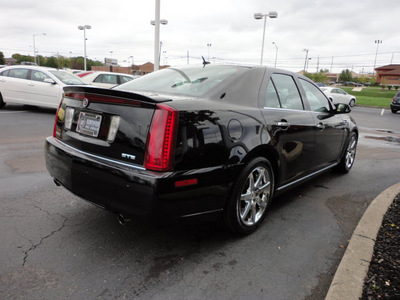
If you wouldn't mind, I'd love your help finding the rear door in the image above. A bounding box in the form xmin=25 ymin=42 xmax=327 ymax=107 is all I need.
xmin=260 ymin=73 xmax=316 ymax=186
xmin=0 ymin=68 xmax=30 ymax=104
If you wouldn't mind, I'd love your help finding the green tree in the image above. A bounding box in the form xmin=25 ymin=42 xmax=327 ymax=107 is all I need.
xmin=12 ymin=53 xmax=34 ymax=64
xmin=45 ymin=56 xmax=58 ymax=68
xmin=303 ymin=72 xmax=313 ymax=80
xmin=339 ymin=69 xmax=353 ymax=82
xmin=0 ymin=51 xmax=4 ymax=64
xmin=312 ymin=71 xmax=328 ymax=83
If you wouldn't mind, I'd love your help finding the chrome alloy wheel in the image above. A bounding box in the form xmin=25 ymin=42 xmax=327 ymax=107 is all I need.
xmin=239 ymin=166 xmax=271 ymax=226
xmin=345 ymin=135 xmax=357 ymax=169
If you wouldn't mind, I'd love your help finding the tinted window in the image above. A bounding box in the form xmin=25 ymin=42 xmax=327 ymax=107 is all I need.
xmin=31 ymin=70 xmax=50 ymax=82
xmin=8 ymin=69 xmax=29 ymax=79
xmin=264 ymin=80 xmax=281 ymax=108
xmin=270 ymin=74 xmax=303 ymax=110
xmin=0 ymin=70 xmax=9 ymax=76
xmin=120 ymin=76 xmax=133 ymax=84
xmin=299 ymin=79 xmax=331 ymax=112
xmin=94 ymin=74 xmax=117 ymax=84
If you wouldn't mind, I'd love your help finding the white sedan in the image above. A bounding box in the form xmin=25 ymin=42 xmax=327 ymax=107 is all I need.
xmin=79 ymin=71 xmax=138 ymax=88
xmin=0 ymin=65 xmax=87 ymax=109
xmin=320 ymin=87 xmax=356 ymax=107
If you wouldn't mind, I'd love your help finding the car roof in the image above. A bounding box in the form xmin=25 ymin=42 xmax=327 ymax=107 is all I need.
xmin=1 ymin=65 xmax=62 ymax=72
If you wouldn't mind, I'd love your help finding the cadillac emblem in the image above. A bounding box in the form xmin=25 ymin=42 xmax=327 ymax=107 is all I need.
xmin=82 ymin=98 xmax=89 ymax=108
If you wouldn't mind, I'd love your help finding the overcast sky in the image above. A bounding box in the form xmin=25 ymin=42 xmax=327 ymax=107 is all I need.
xmin=1 ymin=0 xmax=399 ymax=73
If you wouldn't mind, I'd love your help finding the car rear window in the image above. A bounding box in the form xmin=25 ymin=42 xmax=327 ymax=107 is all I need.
xmin=115 ymin=66 xmax=242 ymax=97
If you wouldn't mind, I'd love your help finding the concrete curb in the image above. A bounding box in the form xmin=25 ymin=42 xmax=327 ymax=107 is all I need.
xmin=325 ymin=182 xmax=400 ymax=300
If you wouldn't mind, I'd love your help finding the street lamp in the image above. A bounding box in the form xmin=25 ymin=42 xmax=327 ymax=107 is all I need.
xmin=303 ymin=49 xmax=309 ymax=73
xmin=78 ymin=25 xmax=91 ymax=71
xmin=272 ymin=42 xmax=278 ymax=68
xmin=33 ymin=33 xmax=46 ymax=65
xmin=373 ymin=40 xmax=382 ymax=74
xmin=152 ymin=0 xmax=168 ymax=72
xmin=254 ymin=11 xmax=278 ymax=65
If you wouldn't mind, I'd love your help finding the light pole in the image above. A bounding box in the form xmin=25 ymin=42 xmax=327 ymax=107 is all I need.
xmin=152 ymin=0 xmax=168 ymax=72
xmin=33 ymin=33 xmax=46 ymax=65
xmin=272 ymin=42 xmax=278 ymax=68
xmin=303 ymin=49 xmax=309 ymax=73
xmin=373 ymin=40 xmax=382 ymax=74
xmin=207 ymin=43 xmax=212 ymax=61
xmin=78 ymin=25 xmax=91 ymax=71
xmin=254 ymin=11 xmax=278 ymax=65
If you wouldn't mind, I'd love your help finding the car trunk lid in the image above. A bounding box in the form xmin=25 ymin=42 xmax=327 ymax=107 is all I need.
xmin=54 ymin=86 xmax=173 ymax=169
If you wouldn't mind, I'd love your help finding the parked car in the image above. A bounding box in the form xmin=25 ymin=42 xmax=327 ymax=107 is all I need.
xmin=315 ymin=82 xmax=326 ymax=87
xmin=391 ymin=91 xmax=400 ymax=113
xmin=0 ymin=65 xmax=87 ymax=109
xmin=45 ymin=65 xmax=358 ymax=234
xmin=320 ymin=87 xmax=356 ymax=107
xmin=79 ymin=71 xmax=138 ymax=88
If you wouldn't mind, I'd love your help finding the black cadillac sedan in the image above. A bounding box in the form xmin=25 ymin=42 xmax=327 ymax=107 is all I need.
xmin=45 ymin=65 xmax=358 ymax=234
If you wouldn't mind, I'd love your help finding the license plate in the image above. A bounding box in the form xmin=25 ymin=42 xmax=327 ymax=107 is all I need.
xmin=76 ymin=112 xmax=102 ymax=137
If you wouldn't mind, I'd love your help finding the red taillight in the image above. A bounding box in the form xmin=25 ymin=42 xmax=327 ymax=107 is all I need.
xmin=144 ymin=104 xmax=178 ymax=171
xmin=53 ymin=102 xmax=62 ymax=137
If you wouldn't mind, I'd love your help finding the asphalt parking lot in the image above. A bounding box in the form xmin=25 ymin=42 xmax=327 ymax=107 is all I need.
xmin=0 ymin=105 xmax=399 ymax=300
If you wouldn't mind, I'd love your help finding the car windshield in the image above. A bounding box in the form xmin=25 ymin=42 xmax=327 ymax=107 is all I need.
xmin=49 ymin=70 xmax=87 ymax=85
xmin=114 ymin=65 xmax=243 ymax=97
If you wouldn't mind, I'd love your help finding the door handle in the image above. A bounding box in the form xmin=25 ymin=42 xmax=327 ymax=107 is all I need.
xmin=316 ymin=123 xmax=325 ymax=130
xmin=275 ymin=120 xmax=290 ymax=130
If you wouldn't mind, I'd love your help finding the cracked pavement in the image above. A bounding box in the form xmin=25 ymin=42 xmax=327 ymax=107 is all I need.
xmin=1 ymin=105 xmax=399 ymax=300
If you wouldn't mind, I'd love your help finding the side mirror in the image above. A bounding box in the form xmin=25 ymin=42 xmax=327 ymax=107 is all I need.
xmin=335 ymin=103 xmax=351 ymax=114
xmin=44 ymin=78 xmax=56 ymax=84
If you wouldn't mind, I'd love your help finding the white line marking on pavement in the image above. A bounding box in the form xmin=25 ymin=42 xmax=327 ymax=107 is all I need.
xmin=381 ymin=109 xmax=385 ymax=115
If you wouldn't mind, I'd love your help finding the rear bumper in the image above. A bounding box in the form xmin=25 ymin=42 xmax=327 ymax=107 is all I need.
xmin=45 ymin=137 xmax=239 ymax=221
xmin=390 ymin=102 xmax=400 ymax=111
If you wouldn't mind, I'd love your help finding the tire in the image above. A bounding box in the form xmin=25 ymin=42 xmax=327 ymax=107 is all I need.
xmin=336 ymin=132 xmax=357 ymax=173
xmin=349 ymin=99 xmax=355 ymax=107
xmin=0 ymin=93 xmax=5 ymax=109
xmin=391 ymin=108 xmax=397 ymax=114
xmin=224 ymin=157 xmax=274 ymax=234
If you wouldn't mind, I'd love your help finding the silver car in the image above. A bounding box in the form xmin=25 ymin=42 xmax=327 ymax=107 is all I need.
xmin=0 ymin=65 xmax=87 ymax=109
xmin=320 ymin=87 xmax=356 ymax=107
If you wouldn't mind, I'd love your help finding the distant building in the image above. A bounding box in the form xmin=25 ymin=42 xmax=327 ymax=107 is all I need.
xmin=4 ymin=57 xmax=17 ymax=65
xmin=375 ymin=64 xmax=400 ymax=86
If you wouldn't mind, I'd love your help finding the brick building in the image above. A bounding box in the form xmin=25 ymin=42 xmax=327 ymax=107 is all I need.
xmin=375 ymin=64 xmax=400 ymax=86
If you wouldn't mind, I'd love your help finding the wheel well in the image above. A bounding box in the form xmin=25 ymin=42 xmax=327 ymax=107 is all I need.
xmin=241 ymin=145 xmax=279 ymax=183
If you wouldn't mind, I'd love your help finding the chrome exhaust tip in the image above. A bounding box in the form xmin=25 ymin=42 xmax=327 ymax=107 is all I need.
xmin=117 ymin=214 xmax=132 ymax=225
